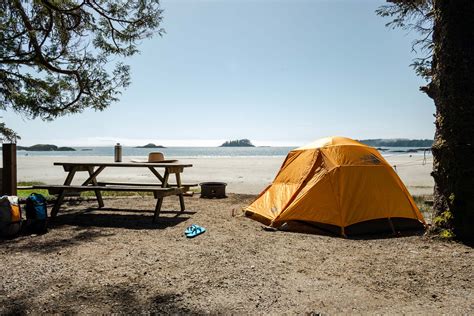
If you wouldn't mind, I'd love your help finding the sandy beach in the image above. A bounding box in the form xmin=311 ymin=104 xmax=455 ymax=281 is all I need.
xmin=3 ymin=0 xmax=473 ymax=313
xmin=2 ymin=154 xmax=471 ymax=314
xmin=17 ymin=154 xmax=434 ymax=196
xmin=1 ymin=194 xmax=472 ymax=314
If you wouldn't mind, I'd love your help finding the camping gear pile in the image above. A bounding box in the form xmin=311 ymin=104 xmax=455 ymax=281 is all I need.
xmin=0 ymin=193 xmax=48 ymax=238
xmin=245 ymin=136 xmax=426 ymax=236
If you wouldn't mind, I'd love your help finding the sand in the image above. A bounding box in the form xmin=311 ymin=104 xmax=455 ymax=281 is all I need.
xmin=16 ymin=154 xmax=434 ymax=195
xmin=1 ymin=194 xmax=472 ymax=314
xmin=3 ymin=154 xmax=471 ymax=314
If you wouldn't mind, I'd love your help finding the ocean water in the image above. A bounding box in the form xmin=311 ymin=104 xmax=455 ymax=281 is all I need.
xmin=15 ymin=146 xmax=295 ymax=158
xmin=11 ymin=146 xmax=432 ymax=158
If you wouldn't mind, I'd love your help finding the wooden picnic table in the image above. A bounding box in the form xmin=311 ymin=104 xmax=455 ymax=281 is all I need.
xmin=33 ymin=161 xmax=194 ymax=222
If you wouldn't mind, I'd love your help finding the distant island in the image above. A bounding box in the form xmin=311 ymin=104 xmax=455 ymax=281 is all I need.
xmin=359 ymin=139 xmax=433 ymax=147
xmin=220 ymin=139 xmax=255 ymax=147
xmin=135 ymin=143 xmax=166 ymax=148
xmin=17 ymin=144 xmax=76 ymax=151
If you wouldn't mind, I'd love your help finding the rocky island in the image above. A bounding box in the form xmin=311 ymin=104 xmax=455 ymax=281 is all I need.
xmin=359 ymin=139 xmax=433 ymax=147
xmin=135 ymin=143 xmax=166 ymax=148
xmin=219 ymin=139 xmax=255 ymax=147
xmin=17 ymin=144 xmax=76 ymax=151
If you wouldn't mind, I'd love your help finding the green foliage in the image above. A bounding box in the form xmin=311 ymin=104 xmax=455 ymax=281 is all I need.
xmin=411 ymin=195 xmax=458 ymax=241
xmin=433 ymin=209 xmax=453 ymax=226
xmin=439 ymin=229 xmax=455 ymax=239
xmin=429 ymin=194 xmax=456 ymax=238
xmin=432 ymin=209 xmax=456 ymax=239
xmin=412 ymin=194 xmax=435 ymax=224
xmin=376 ymin=0 xmax=434 ymax=81
xmin=1 ymin=0 xmax=164 ymax=139
xmin=448 ymin=193 xmax=455 ymax=203
xmin=0 ymin=122 xmax=19 ymax=142
xmin=17 ymin=181 xmax=50 ymax=198
xmin=411 ymin=195 xmax=456 ymax=240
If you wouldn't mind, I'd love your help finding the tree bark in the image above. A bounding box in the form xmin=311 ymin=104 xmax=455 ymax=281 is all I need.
xmin=431 ymin=0 xmax=474 ymax=242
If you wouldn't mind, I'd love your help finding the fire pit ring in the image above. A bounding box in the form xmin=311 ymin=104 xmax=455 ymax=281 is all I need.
xmin=200 ymin=182 xmax=227 ymax=199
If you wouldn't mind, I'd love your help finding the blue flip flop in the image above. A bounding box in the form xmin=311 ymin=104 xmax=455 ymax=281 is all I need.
xmin=184 ymin=224 xmax=198 ymax=235
xmin=185 ymin=224 xmax=206 ymax=238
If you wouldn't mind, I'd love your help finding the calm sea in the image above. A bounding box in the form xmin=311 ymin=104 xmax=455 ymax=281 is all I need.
xmin=12 ymin=146 xmax=431 ymax=158
xmin=16 ymin=146 xmax=293 ymax=157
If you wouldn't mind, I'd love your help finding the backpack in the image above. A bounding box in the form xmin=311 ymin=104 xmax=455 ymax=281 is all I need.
xmin=0 ymin=196 xmax=22 ymax=238
xmin=25 ymin=193 xmax=48 ymax=234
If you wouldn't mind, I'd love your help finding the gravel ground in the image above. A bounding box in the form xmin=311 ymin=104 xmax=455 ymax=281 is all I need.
xmin=1 ymin=194 xmax=473 ymax=314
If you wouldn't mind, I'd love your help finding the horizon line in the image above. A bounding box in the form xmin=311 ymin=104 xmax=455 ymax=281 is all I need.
xmin=13 ymin=136 xmax=435 ymax=148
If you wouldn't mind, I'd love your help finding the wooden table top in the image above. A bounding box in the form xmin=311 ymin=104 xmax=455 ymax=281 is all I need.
xmin=53 ymin=162 xmax=193 ymax=168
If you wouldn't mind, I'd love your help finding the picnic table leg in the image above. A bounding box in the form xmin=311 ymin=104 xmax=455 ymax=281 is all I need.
xmin=153 ymin=170 xmax=169 ymax=223
xmin=154 ymin=198 xmax=164 ymax=222
xmin=148 ymin=167 xmax=164 ymax=198
xmin=148 ymin=166 xmax=165 ymax=183
xmin=87 ymin=166 xmax=104 ymax=208
xmin=82 ymin=166 xmax=106 ymax=186
xmin=175 ymin=172 xmax=186 ymax=212
xmin=51 ymin=167 xmax=77 ymax=217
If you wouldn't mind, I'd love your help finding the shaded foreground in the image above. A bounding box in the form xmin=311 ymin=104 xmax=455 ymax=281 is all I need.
xmin=1 ymin=194 xmax=472 ymax=314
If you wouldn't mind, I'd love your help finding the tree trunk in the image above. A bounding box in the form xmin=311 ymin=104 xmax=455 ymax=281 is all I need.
xmin=430 ymin=0 xmax=474 ymax=243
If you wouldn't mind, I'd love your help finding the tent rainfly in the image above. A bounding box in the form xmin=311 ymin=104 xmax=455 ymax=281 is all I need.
xmin=245 ymin=136 xmax=426 ymax=236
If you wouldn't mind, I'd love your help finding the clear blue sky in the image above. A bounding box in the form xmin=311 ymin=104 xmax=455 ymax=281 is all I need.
xmin=4 ymin=0 xmax=435 ymax=147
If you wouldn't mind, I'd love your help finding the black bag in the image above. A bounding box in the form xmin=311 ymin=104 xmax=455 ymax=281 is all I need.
xmin=25 ymin=193 xmax=48 ymax=234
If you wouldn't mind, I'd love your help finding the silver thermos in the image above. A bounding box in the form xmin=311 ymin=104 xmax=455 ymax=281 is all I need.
xmin=114 ymin=143 xmax=122 ymax=162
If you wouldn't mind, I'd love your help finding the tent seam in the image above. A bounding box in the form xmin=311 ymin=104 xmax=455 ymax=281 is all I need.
xmin=326 ymin=165 xmax=345 ymax=233
xmin=273 ymin=149 xmax=321 ymax=225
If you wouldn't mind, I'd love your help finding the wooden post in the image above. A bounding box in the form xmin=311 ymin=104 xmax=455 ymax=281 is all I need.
xmin=2 ymin=143 xmax=17 ymax=196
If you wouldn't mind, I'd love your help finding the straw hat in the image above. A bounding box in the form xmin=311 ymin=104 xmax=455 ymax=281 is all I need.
xmin=131 ymin=152 xmax=177 ymax=163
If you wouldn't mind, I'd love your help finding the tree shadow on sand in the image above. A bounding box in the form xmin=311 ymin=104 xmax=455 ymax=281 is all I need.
xmin=1 ymin=277 xmax=207 ymax=314
xmin=1 ymin=204 xmax=196 ymax=254
xmin=0 ymin=226 xmax=115 ymax=254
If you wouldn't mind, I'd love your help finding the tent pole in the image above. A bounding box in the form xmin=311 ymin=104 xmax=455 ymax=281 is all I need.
xmin=387 ymin=217 xmax=396 ymax=235
xmin=340 ymin=226 xmax=347 ymax=238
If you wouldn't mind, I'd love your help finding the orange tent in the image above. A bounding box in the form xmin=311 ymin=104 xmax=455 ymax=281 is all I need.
xmin=245 ymin=137 xmax=426 ymax=236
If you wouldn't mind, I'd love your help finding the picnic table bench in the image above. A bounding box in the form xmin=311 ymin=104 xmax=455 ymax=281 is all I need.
xmin=96 ymin=181 xmax=198 ymax=191
xmin=32 ymin=161 xmax=193 ymax=222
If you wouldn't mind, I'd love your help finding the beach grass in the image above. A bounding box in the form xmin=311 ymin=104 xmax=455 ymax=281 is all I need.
xmin=17 ymin=182 xmax=154 ymax=198
xmin=413 ymin=194 xmax=434 ymax=223
xmin=17 ymin=181 xmax=50 ymax=198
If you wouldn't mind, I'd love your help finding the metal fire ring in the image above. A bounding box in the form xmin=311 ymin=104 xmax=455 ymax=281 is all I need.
xmin=199 ymin=182 xmax=227 ymax=199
